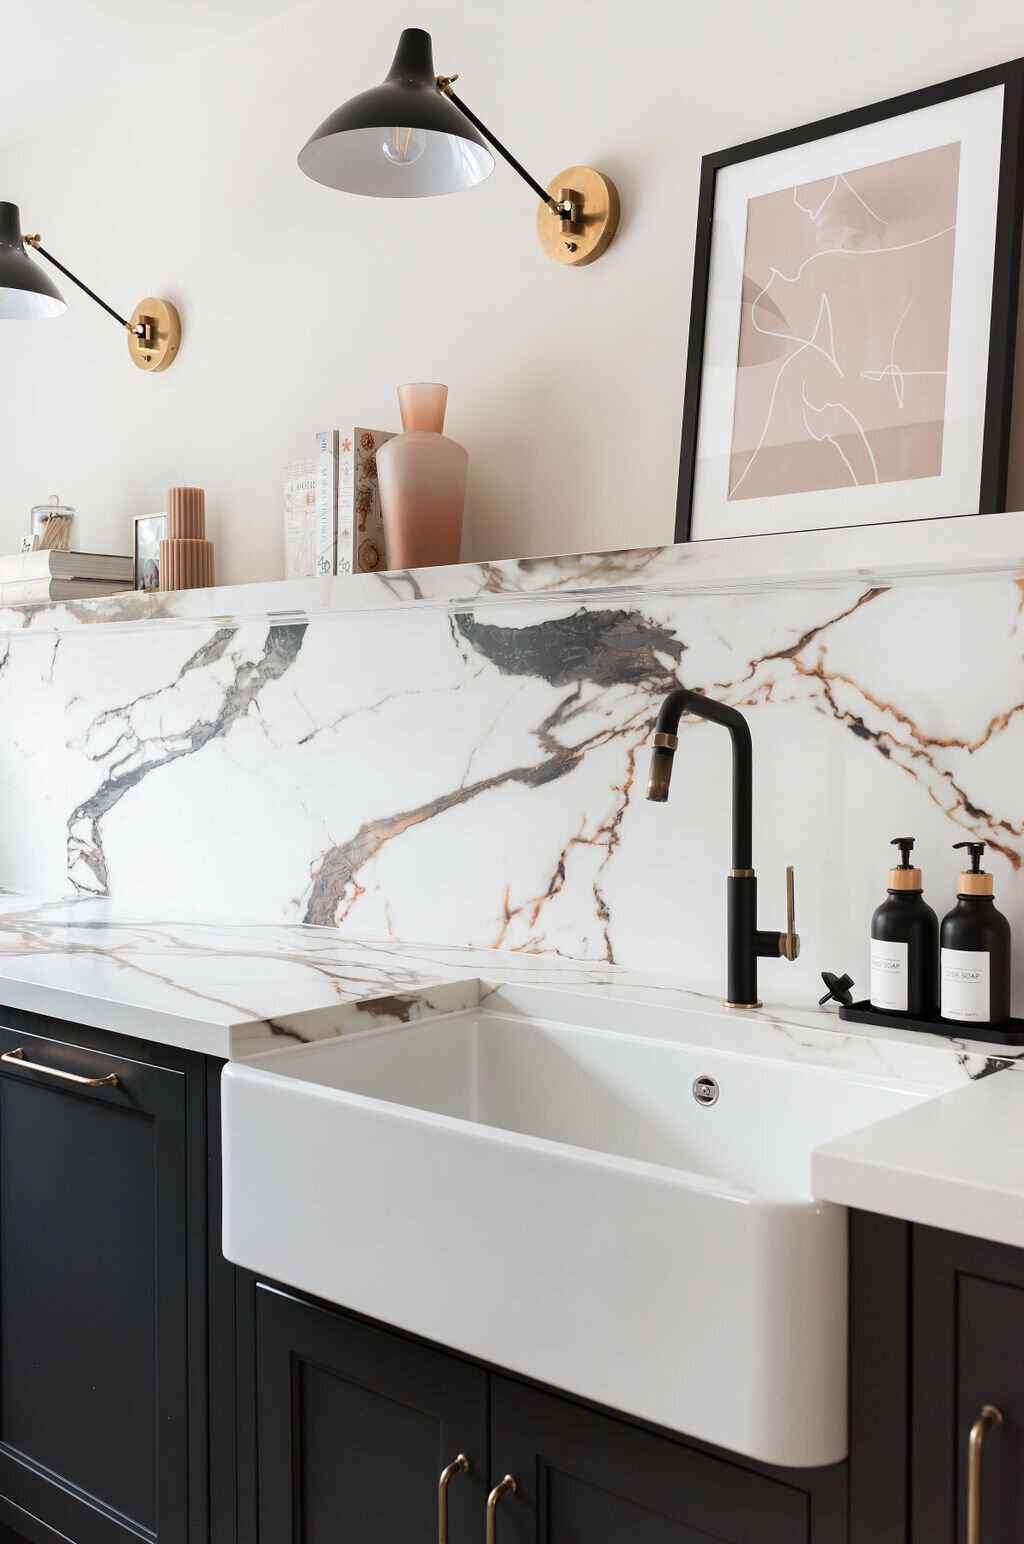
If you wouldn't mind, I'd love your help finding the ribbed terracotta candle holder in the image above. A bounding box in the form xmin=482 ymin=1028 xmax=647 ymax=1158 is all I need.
xmin=159 ymin=538 xmax=215 ymax=590
xmin=167 ymin=486 xmax=206 ymax=539
xmin=160 ymin=486 xmax=215 ymax=591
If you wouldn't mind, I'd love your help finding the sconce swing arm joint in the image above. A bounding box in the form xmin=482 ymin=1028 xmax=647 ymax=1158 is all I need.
xmin=435 ymin=74 xmax=583 ymax=234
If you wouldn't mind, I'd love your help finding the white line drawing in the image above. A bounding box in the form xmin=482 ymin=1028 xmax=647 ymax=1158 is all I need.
xmin=859 ymin=300 xmax=948 ymax=407
xmin=792 ymin=172 xmax=889 ymax=227
xmin=799 ymin=380 xmax=880 ymax=486
xmin=730 ymin=295 xmax=840 ymax=497
xmin=730 ymin=223 xmax=955 ymax=497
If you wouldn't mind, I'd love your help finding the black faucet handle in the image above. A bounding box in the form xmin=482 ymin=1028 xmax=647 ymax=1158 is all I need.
xmin=819 ymin=971 xmax=854 ymax=1007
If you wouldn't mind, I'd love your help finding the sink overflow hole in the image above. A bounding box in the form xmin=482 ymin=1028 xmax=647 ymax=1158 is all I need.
xmin=692 ymin=1075 xmax=720 ymax=1107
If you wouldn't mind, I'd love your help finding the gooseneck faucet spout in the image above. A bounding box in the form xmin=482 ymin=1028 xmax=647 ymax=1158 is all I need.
xmin=646 ymin=686 xmax=798 ymax=1009
xmin=648 ymin=687 xmax=752 ymax=869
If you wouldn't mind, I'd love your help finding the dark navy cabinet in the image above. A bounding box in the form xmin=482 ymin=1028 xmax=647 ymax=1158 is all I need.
xmin=0 ymin=1000 xmax=1017 ymax=1544
xmin=0 ymin=1008 xmax=220 ymax=1544
xmin=254 ymin=1285 xmax=847 ymax=1544
xmin=851 ymin=1211 xmax=1024 ymax=1544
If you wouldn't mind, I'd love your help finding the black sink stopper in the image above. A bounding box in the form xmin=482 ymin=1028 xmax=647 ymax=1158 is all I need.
xmin=819 ymin=971 xmax=854 ymax=1007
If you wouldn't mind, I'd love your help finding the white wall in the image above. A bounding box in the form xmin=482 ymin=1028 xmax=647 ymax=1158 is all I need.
xmin=2 ymin=0 xmax=1024 ymax=583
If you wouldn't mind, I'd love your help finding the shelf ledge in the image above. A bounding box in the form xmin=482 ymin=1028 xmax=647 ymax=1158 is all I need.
xmin=2 ymin=511 xmax=1022 ymax=636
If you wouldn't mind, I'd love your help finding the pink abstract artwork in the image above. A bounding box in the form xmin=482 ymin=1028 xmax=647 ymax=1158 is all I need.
xmin=729 ymin=141 xmax=961 ymax=501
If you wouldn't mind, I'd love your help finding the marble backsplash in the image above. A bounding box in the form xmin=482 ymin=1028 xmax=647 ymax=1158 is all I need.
xmin=2 ymin=563 xmax=1023 ymax=1010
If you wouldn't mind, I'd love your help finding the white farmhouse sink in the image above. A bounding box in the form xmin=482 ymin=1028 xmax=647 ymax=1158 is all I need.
xmin=221 ymin=982 xmax=954 ymax=1468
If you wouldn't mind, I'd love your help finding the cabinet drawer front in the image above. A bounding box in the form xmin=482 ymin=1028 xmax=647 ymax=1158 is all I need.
xmin=0 ymin=1023 xmax=189 ymax=1544
xmin=256 ymin=1286 xmax=488 ymax=1544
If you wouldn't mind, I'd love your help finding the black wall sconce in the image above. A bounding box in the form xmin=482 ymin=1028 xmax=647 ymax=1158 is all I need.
xmin=0 ymin=202 xmax=181 ymax=371
xmin=298 ymin=28 xmax=619 ymax=267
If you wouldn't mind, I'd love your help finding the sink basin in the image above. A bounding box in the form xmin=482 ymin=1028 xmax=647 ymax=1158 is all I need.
xmin=221 ymin=982 xmax=955 ymax=1467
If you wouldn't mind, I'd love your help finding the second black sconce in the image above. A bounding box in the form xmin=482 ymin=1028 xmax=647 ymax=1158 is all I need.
xmin=298 ymin=28 xmax=620 ymax=267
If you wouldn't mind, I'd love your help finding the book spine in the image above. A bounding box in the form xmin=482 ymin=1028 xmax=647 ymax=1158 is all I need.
xmin=314 ymin=430 xmax=339 ymax=578
xmin=0 ymin=580 xmax=54 ymax=602
xmin=283 ymin=459 xmax=317 ymax=580
xmin=0 ymin=552 xmax=50 ymax=583
xmin=336 ymin=434 xmax=355 ymax=576
xmin=354 ymin=429 xmax=395 ymax=573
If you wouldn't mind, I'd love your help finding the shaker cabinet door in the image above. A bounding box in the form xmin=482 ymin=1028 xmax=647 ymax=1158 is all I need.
xmin=0 ymin=1018 xmax=192 ymax=1544
xmin=488 ymin=1375 xmax=815 ymax=1544
xmin=912 ymin=1227 xmax=1024 ymax=1544
xmin=256 ymin=1285 xmax=488 ymax=1544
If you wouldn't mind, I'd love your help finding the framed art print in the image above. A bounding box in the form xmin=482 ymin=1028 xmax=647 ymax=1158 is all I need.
xmin=133 ymin=512 xmax=167 ymax=591
xmin=676 ymin=60 xmax=1024 ymax=541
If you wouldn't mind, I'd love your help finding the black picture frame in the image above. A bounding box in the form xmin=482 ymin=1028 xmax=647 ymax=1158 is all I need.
xmin=675 ymin=57 xmax=1024 ymax=542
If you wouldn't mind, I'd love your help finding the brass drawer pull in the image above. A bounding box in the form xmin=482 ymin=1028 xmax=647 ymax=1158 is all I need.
xmin=486 ymin=1475 xmax=517 ymax=1544
xmin=1 ymin=1047 xmax=118 ymax=1088
xmin=967 ymin=1404 xmax=1003 ymax=1544
xmin=438 ymin=1454 xmax=469 ymax=1544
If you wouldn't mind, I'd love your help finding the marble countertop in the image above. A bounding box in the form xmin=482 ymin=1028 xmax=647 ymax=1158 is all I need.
xmin=0 ymin=890 xmax=1015 ymax=1066
xmin=1 ymin=891 xmax=1023 ymax=1246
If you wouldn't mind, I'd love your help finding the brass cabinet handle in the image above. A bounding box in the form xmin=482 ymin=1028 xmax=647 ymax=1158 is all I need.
xmin=486 ymin=1476 xmax=517 ymax=1544
xmin=438 ymin=1454 xmax=469 ymax=1544
xmin=1 ymin=1047 xmax=118 ymax=1088
xmin=967 ymin=1404 xmax=1003 ymax=1544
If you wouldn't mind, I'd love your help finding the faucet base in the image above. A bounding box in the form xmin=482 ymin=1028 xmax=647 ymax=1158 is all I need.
xmin=723 ymin=999 xmax=763 ymax=1010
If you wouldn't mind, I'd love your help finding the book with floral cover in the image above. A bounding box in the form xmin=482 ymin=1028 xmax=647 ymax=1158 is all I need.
xmin=336 ymin=428 xmax=396 ymax=575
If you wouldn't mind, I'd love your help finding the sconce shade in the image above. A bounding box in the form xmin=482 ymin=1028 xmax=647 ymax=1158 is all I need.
xmin=0 ymin=202 xmax=66 ymax=319
xmin=298 ymin=28 xmax=494 ymax=197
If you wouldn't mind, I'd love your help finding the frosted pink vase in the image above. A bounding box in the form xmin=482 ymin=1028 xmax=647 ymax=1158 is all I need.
xmin=376 ymin=383 xmax=467 ymax=568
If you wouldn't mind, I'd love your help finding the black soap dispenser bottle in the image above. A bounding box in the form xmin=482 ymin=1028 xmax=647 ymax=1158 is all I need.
xmin=940 ymin=841 xmax=1011 ymax=1027
xmin=870 ymin=837 xmax=938 ymax=1017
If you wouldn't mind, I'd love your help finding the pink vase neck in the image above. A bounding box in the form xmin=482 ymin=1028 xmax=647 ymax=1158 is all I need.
xmin=398 ymin=382 xmax=448 ymax=433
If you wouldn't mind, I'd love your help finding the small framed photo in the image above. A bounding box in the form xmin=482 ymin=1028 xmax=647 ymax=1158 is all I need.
xmin=133 ymin=513 xmax=167 ymax=591
xmin=677 ymin=58 xmax=1024 ymax=542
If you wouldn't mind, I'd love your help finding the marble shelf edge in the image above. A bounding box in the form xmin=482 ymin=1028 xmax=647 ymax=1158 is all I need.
xmin=2 ymin=510 xmax=1023 ymax=637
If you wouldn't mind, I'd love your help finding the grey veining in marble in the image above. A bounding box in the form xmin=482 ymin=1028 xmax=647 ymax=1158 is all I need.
xmin=0 ymin=540 xmax=1021 ymax=1012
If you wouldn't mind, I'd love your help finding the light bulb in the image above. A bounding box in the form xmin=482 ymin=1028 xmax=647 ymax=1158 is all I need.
xmin=382 ymin=126 xmax=426 ymax=166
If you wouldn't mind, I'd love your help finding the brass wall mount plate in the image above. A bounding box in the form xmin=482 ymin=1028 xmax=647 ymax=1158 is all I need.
xmin=535 ymin=165 xmax=620 ymax=267
xmin=127 ymin=296 xmax=181 ymax=372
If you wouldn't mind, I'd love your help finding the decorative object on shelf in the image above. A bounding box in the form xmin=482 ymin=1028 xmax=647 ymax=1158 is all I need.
xmin=676 ymin=59 xmax=1024 ymax=542
xmin=31 ymin=495 xmax=77 ymax=552
xmin=133 ymin=513 xmax=167 ymax=591
xmin=376 ymin=384 xmax=467 ymax=568
xmin=338 ymin=428 xmax=396 ymax=574
xmin=298 ymin=28 xmax=619 ymax=268
xmin=0 ymin=201 xmax=181 ymax=371
xmin=283 ymin=459 xmax=317 ymax=579
xmin=160 ymin=488 xmax=215 ymax=591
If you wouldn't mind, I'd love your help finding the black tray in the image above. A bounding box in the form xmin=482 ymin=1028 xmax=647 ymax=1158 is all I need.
xmin=839 ymin=999 xmax=1024 ymax=1046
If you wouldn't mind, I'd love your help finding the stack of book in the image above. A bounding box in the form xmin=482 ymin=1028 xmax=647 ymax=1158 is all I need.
xmin=0 ymin=550 xmax=135 ymax=606
xmin=284 ymin=425 xmax=396 ymax=580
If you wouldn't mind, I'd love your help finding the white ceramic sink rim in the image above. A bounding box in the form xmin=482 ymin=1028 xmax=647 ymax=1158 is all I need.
xmin=222 ymin=981 xmax=964 ymax=1469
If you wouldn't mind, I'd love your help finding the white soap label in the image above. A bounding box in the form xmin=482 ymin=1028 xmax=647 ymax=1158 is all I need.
xmin=941 ymin=948 xmax=990 ymax=1023
xmin=870 ymin=939 xmax=908 ymax=1012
